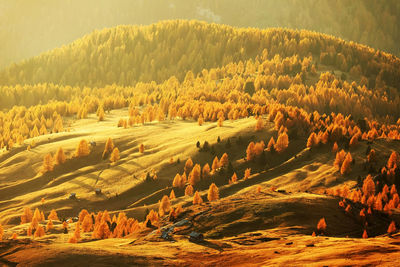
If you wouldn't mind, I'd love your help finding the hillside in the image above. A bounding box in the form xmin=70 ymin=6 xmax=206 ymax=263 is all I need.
xmin=1 ymin=0 xmax=400 ymax=69
xmin=0 ymin=20 xmax=400 ymax=266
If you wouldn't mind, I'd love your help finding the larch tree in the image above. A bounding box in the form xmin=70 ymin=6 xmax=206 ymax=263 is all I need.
xmin=307 ymin=132 xmax=318 ymax=148
xmin=46 ymin=220 xmax=54 ymax=231
xmin=340 ymin=153 xmax=352 ymax=175
xmin=244 ymin=168 xmax=251 ymax=180
xmin=170 ymin=189 xmax=176 ymax=199
xmin=334 ymin=149 xmax=346 ymax=171
xmin=246 ymin=142 xmax=255 ymax=161
xmin=274 ymin=132 xmax=289 ymax=153
xmin=82 ymin=214 xmax=93 ymax=232
xmin=193 ymin=191 xmax=203 ymax=205
xmin=230 ymin=172 xmax=238 ymax=184
xmin=48 ymin=209 xmax=59 ymax=221
xmin=189 ymin=164 xmax=201 ymax=185
xmin=212 ymin=156 xmax=220 ymax=171
xmin=332 ymin=142 xmax=339 ymax=153
xmin=97 ymin=105 xmax=105 ymax=121
xmin=75 ymin=139 xmax=90 ymax=157
xmin=362 ymin=229 xmax=368 ymax=239
xmin=207 ymin=183 xmax=219 ymax=202
xmin=21 ymin=207 xmax=33 ymax=224
xmin=202 ymin=163 xmax=211 ymax=179
xmin=367 ymin=149 xmax=376 ymax=163
xmin=185 ymin=184 xmax=194 ymax=196
xmin=387 ymin=151 xmax=399 ymax=169
xmin=362 ymin=175 xmax=375 ymax=198
xmin=219 ymin=153 xmax=229 ymax=168
xmin=388 ymin=221 xmax=397 ymax=234
xmin=55 ymin=147 xmax=66 ymax=165
xmin=317 ymin=218 xmax=327 ymax=232
xmin=42 ymin=153 xmax=54 ymax=173
xmin=139 ymin=144 xmax=145 ymax=153
xmin=172 ymin=173 xmax=182 ymax=188
xmin=102 ymin=137 xmax=114 ymax=159
xmin=110 ymin=147 xmax=120 ymax=163
xmin=267 ymin=137 xmax=276 ymax=152
xmin=159 ymin=195 xmax=171 ymax=217
xmin=34 ymin=225 xmax=45 ymax=238
xmin=184 ymin=158 xmax=193 ymax=174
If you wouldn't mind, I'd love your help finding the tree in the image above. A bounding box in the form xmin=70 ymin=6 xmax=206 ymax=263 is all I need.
xmin=193 ymin=191 xmax=203 ymax=205
xmin=78 ymin=209 xmax=89 ymax=223
xmin=139 ymin=144 xmax=145 ymax=153
xmin=388 ymin=151 xmax=399 ymax=169
xmin=75 ymin=139 xmax=90 ymax=157
xmin=340 ymin=153 xmax=352 ymax=175
xmin=362 ymin=229 xmax=368 ymax=239
xmin=246 ymin=142 xmax=255 ymax=161
xmin=21 ymin=207 xmax=33 ymax=224
xmin=92 ymin=221 xmax=110 ymax=239
xmin=219 ymin=153 xmax=229 ymax=168
xmin=185 ymin=184 xmax=194 ymax=196
xmin=362 ymin=174 xmax=375 ymax=198
xmin=189 ymin=164 xmax=201 ymax=185
xmin=74 ymin=222 xmax=81 ymax=240
xmin=388 ymin=221 xmax=397 ymax=234
xmin=110 ymin=147 xmax=120 ymax=163
xmin=42 ymin=153 xmax=54 ymax=173
xmin=170 ymin=189 xmax=176 ymax=199
xmin=202 ymin=163 xmax=210 ymax=179
xmin=230 ymin=172 xmax=238 ymax=184
xmin=48 ymin=209 xmax=59 ymax=221
xmin=82 ymin=214 xmax=93 ymax=232
xmin=34 ymin=225 xmax=45 ymax=238
xmin=334 ymin=150 xmax=346 ymax=171
xmin=255 ymin=117 xmax=264 ymax=131
xmin=102 ymin=137 xmax=114 ymax=159
xmin=244 ymin=168 xmax=251 ymax=180
xmin=184 ymin=158 xmax=193 ymax=174
xmin=97 ymin=105 xmax=105 ymax=121
xmin=267 ymin=137 xmax=275 ymax=152
xmin=207 ymin=183 xmax=219 ymax=202
xmin=55 ymin=147 xmax=66 ymax=165
xmin=212 ymin=156 xmax=220 ymax=171
xmin=159 ymin=195 xmax=171 ymax=217
xmin=172 ymin=173 xmax=182 ymax=188
xmin=317 ymin=218 xmax=327 ymax=232
xmin=275 ymin=132 xmax=289 ymax=153
xmin=307 ymin=132 xmax=318 ymax=148
xmin=46 ymin=220 xmax=54 ymax=231
xmin=0 ymin=224 xmax=3 ymax=241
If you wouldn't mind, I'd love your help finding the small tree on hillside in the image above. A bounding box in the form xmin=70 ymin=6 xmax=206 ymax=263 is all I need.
xmin=202 ymin=164 xmax=211 ymax=179
xmin=212 ymin=156 xmax=220 ymax=171
xmin=75 ymin=139 xmax=90 ymax=157
xmin=332 ymin=142 xmax=339 ymax=153
xmin=244 ymin=168 xmax=251 ymax=180
xmin=388 ymin=221 xmax=397 ymax=234
xmin=185 ymin=184 xmax=194 ymax=196
xmin=110 ymin=147 xmax=120 ymax=163
xmin=139 ymin=144 xmax=145 ymax=153
xmin=82 ymin=214 xmax=93 ymax=232
xmin=220 ymin=153 xmax=229 ymax=168
xmin=189 ymin=164 xmax=201 ymax=185
xmin=317 ymin=218 xmax=327 ymax=233
xmin=275 ymin=132 xmax=289 ymax=153
xmin=159 ymin=195 xmax=171 ymax=217
xmin=387 ymin=151 xmax=399 ymax=169
xmin=184 ymin=158 xmax=193 ymax=174
xmin=48 ymin=209 xmax=59 ymax=221
xmin=102 ymin=137 xmax=114 ymax=159
xmin=193 ymin=191 xmax=203 ymax=205
xmin=97 ymin=105 xmax=105 ymax=121
xmin=42 ymin=153 xmax=54 ymax=173
xmin=170 ymin=189 xmax=176 ymax=199
xmin=255 ymin=117 xmax=264 ymax=131
xmin=246 ymin=142 xmax=255 ymax=161
xmin=362 ymin=174 xmax=375 ymax=198
xmin=267 ymin=137 xmax=275 ymax=152
xmin=207 ymin=183 xmax=219 ymax=202
xmin=55 ymin=147 xmax=66 ymax=165
xmin=340 ymin=153 xmax=352 ymax=175
xmin=307 ymin=132 xmax=319 ymax=148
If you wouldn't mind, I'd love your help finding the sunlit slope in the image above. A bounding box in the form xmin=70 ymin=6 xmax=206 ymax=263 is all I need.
xmin=1 ymin=20 xmax=399 ymax=89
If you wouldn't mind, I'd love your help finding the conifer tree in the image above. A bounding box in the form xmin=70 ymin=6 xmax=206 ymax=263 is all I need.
xmin=159 ymin=195 xmax=171 ymax=217
xmin=42 ymin=153 xmax=54 ymax=173
xmin=110 ymin=147 xmax=120 ymax=163
xmin=207 ymin=183 xmax=219 ymax=202
xmin=193 ymin=191 xmax=203 ymax=205
xmin=75 ymin=139 xmax=90 ymax=157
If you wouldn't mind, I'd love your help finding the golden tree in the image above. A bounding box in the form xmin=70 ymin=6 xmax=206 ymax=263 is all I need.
xmin=97 ymin=105 xmax=105 ymax=121
xmin=266 ymin=137 xmax=275 ymax=152
xmin=159 ymin=195 xmax=171 ymax=217
xmin=184 ymin=158 xmax=193 ymax=174
xmin=42 ymin=153 xmax=54 ymax=173
xmin=172 ymin=173 xmax=182 ymax=188
xmin=387 ymin=151 xmax=399 ymax=169
xmin=340 ymin=153 xmax=352 ymax=175
xmin=0 ymin=223 xmax=3 ymax=241
xmin=75 ymin=139 xmax=90 ymax=157
xmin=139 ymin=144 xmax=145 ymax=153
xmin=202 ymin=163 xmax=210 ymax=179
xmin=189 ymin=164 xmax=201 ymax=185
xmin=229 ymin=172 xmax=238 ymax=184
xmin=193 ymin=191 xmax=203 ymax=205
xmin=21 ymin=207 xmax=33 ymax=224
xmin=362 ymin=229 xmax=368 ymax=239
xmin=55 ymin=147 xmax=66 ymax=165
xmin=388 ymin=221 xmax=397 ymax=234
xmin=102 ymin=137 xmax=114 ymax=158
xmin=110 ymin=147 xmax=120 ymax=163
xmin=317 ymin=218 xmax=327 ymax=232
xmin=212 ymin=156 xmax=220 ymax=171
xmin=362 ymin=174 xmax=375 ymax=198
xmin=48 ymin=209 xmax=59 ymax=221
xmin=207 ymin=183 xmax=219 ymax=202
xmin=34 ymin=225 xmax=45 ymax=238
xmin=274 ymin=132 xmax=289 ymax=153
xmin=74 ymin=222 xmax=81 ymax=240
xmin=219 ymin=153 xmax=229 ymax=168
xmin=82 ymin=214 xmax=93 ymax=232
xmin=307 ymin=132 xmax=318 ymax=148
xmin=244 ymin=168 xmax=251 ymax=180
xmin=367 ymin=149 xmax=376 ymax=163
xmin=46 ymin=220 xmax=54 ymax=231
xmin=170 ymin=189 xmax=176 ymax=199
xmin=185 ymin=184 xmax=194 ymax=196
xmin=246 ymin=142 xmax=255 ymax=161
xmin=334 ymin=149 xmax=346 ymax=171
